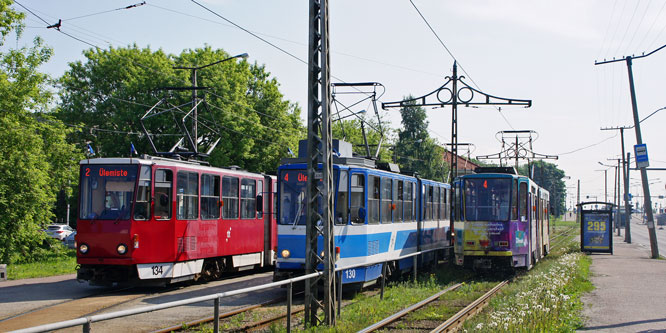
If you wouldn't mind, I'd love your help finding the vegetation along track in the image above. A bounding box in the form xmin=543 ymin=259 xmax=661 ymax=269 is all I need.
xmin=356 ymin=279 xmax=508 ymax=333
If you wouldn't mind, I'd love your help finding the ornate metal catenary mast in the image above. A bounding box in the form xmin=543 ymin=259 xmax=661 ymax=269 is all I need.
xmin=476 ymin=130 xmax=557 ymax=169
xmin=305 ymin=0 xmax=336 ymax=326
xmin=382 ymin=62 xmax=531 ymax=244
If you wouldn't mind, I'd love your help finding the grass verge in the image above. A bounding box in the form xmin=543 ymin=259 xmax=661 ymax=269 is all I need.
xmin=6 ymin=245 xmax=77 ymax=280
xmin=460 ymin=217 xmax=593 ymax=332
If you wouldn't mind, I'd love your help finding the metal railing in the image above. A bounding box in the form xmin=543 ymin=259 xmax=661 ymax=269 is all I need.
xmin=12 ymin=245 xmax=451 ymax=333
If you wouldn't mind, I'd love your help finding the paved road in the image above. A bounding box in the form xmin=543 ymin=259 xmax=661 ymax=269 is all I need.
xmin=581 ymin=235 xmax=666 ymax=332
xmin=623 ymin=214 xmax=666 ymax=256
xmin=0 ymin=270 xmax=282 ymax=332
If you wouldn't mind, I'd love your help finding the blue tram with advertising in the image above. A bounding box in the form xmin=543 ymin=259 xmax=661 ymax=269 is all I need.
xmin=274 ymin=140 xmax=451 ymax=286
xmin=453 ymin=167 xmax=550 ymax=270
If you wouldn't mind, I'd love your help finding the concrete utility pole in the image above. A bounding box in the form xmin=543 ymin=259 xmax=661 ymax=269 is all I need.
xmin=626 ymin=153 xmax=632 ymax=243
xmin=596 ymin=46 xmax=664 ymax=258
xmin=305 ymin=0 xmax=336 ymax=326
xmin=600 ymin=127 xmax=632 ymax=239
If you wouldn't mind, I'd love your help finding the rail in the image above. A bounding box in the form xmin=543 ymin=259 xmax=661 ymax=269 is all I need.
xmin=11 ymin=245 xmax=452 ymax=333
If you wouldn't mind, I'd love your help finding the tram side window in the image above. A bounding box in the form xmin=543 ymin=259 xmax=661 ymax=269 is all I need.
xmin=257 ymin=180 xmax=263 ymax=219
xmin=396 ymin=180 xmax=404 ymax=222
xmin=336 ymin=171 xmax=348 ymax=225
xmin=434 ymin=187 xmax=440 ymax=220
xmin=440 ymin=187 xmax=447 ymax=220
xmin=177 ymin=171 xmax=198 ymax=220
xmin=201 ymin=174 xmax=220 ymax=220
xmin=427 ymin=185 xmax=434 ymax=221
xmin=134 ymin=165 xmax=152 ymax=220
xmin=381 ymin=178 xmax=392 ymax=223
xmin=519 ymin=182 xmax=527 ymax=222
xmin=222 ymin=176 xmax=239 ymax=219
xmin=368 ymin=176 xmax=380 ymax=224
xmin=511 ymin=179 xmax=518 ymax=220
xmin=350 ymin=174 xmax=365 ymax=224
xmin=241 ymin=179 xmax=256 ymax=219
xmin=154 ymin=169 xmax=172 ymax=220
xmin=404 ymin=182 xmax=414 ymax=222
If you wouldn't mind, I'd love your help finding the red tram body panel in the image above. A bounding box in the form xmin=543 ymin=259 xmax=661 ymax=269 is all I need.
xmin=76 ymin=157 xmax=276 ymax=285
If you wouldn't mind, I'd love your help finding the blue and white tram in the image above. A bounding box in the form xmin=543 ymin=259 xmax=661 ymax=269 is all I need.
xmin=274 ymin=141 xmax=451 ymax=286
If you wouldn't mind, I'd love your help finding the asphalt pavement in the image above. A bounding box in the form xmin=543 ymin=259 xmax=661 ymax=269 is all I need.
xmin=581 ymin=216 xmax=666 ymax=332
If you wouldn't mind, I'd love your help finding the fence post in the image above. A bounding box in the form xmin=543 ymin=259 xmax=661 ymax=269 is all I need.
xmin=380 ymin=263 xmax=386 ymax=300
xmin=337 ymin=271 xmax=342 ymax=317
xmin=213 ymin=296 xmax=220 ymax=333
xmin=82 ymin=318 xmax=91 ymax=333
xmin=287 ymin=281 xmax=292 ymax=333
xmin=413 ymin=255 xmax=418 ymax=283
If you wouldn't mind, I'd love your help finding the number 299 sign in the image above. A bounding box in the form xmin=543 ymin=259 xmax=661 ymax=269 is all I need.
xmin=581 ymin=212 xmax=612 ymax=253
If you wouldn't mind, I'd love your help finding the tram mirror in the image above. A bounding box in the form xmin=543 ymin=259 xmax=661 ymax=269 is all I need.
xmin=256 ymin=195 xmax=263 ymax=212
xmin=159 ymin=193 xmax=169 ymax=206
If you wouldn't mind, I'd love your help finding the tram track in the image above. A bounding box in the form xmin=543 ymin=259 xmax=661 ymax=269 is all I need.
xmin=358 ymin=279 xmax=509 ymax=333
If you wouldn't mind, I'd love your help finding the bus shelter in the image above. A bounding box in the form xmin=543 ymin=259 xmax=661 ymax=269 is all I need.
xmin=577 ymin=201 xmax=614 ymax=254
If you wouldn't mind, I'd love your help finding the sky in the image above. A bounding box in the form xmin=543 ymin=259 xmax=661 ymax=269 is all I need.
xmin=9 ymin=0 xmax=666 ymax=211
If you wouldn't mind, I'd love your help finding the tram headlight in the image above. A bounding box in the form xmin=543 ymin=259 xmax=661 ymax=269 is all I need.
xmin=79 ymin=243 xmax=89 ymax=254
xmin=281 ymin=249 xmax=290 ymax=259
xmin=117 ymin=243 xmax=128 ymax=255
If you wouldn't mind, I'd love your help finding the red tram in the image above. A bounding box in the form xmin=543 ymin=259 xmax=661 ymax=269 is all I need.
xmin=76 ymin=156 xmax=276 ymax=285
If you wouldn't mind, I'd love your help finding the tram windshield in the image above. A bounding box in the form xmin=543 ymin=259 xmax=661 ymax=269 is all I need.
xmin=464 ymin=178 xmax=511 ymax=221
xmin=79 ymin=164 xmax=138 ymax=220
xmin=279 ymin=169 xmax=338 ymax=225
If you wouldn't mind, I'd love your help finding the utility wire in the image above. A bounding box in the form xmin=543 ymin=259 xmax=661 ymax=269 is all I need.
xmin=636 ymin=0 xmax=666 ymax=52
xmin=556 ymin=133 xmax=618 ymax=156
xmin=613 ymin=0 xmax=641 ymax=56
xmin=190 ymin=0 xmax=306 ymax=67
xmin=597 ymin=0 xmax=619 ymax=60
xmin=623 ymin=0 xmax=652 ymax=55
xmin=62 ymin=1 xmax=146 ymax=21
xmin=14 ymin=0 xmax=100 ymax=49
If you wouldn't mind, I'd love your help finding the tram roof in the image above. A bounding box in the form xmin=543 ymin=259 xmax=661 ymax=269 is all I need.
xmin=79 ymin=156 xmax=271 ymax=178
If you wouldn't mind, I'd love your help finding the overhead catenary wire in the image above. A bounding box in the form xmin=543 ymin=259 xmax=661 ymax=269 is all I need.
xmin=556 ymin=132 xmax=618 ymax=156
xmin=62 ymin=1 xmax=146 ymax=21
xmin=407 ymin=0 xmax=516 ymax=130
xmin=148 ymin=3 xmax=444 ymax=79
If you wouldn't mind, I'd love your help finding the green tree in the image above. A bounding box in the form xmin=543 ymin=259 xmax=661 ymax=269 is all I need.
xmin=57 ymin=45 xmax=304 ymax=173
xmin=0 ymin=0 xmax=80 ymax=263
xmin=517 ymin=161 xmax=566 ymax=216
xmin=394 ymin=98 xmax=448 ymax=181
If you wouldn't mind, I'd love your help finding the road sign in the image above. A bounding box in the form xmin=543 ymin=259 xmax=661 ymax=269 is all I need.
xmin=634 ymin=144 xmax=649 ymax=168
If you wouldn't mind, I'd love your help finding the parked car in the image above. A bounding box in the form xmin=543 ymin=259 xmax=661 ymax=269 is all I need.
xmin=45 ymin=224 xmax=74 ymax=241
xmin=63 ymin=231 xmax=77 ymax=249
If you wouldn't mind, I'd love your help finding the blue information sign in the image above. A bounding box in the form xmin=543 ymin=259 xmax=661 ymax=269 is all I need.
xmin=634 ymin=144 xmax=649 ymax=168
xmin=582 ymin=213 xmax=611 ymax=251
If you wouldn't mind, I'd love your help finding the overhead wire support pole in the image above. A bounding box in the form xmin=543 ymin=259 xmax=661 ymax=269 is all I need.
xmin=595 ymin=45 xmax=663 ymax=258
xmin=601 ymin=126 xmax=632 ymax=242
xmin=382 ymin=62 xmax=531 ymax=250
xmin=305 ymin=0 xmax=336 ymax=327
